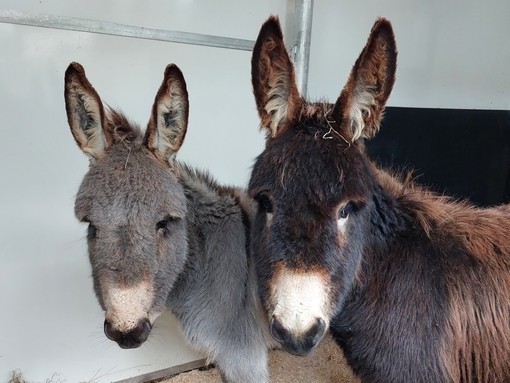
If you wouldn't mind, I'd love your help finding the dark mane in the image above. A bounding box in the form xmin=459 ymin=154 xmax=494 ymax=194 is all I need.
xmin=106 ymin=107 xmax=143 ymax=144
xmin=177 ymin=162 xmax=245 ymax=199
xmin=297 ymin=100 xmax=334 ymax=122
xmin=371 ymin=166 xmax=461 ymax=235
xmin=103 ymin=110 xmax=244 ymax=202
xmin=373 ymin=164 xmax=510 ymax=253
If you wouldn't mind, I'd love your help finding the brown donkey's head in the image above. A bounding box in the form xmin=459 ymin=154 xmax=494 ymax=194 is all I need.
xmin=65 ymin=62 xmax=189 ymax=348
xmin=249 ymin=16 xmax=396 ymax=355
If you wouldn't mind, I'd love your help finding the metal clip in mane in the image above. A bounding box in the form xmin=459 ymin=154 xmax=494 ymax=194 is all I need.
xmin=322 ymin=126 xmax=336 ymax=140
xmin=323 ymin=115 xmax=351 ymax=150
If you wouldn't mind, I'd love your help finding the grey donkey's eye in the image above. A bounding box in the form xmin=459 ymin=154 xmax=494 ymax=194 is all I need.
xmin=156 ymin=216 xmax=179 ymax=235
xmin=87 ymin=222 xmax=97 ymax=240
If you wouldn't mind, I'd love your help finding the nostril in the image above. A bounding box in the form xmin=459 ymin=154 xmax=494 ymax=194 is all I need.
xmin=104 ymin=319 xmax=122 ymax=342
xmin=305 ymin=318 xmax=327 ymax=347
xmin=270 ymin=317 xmax=290 ymax=344
xmin=132 ymin=318 xmax=152 ymax=343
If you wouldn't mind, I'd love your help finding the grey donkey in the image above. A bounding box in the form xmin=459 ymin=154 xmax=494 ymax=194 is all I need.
xmin=64 ymin=62 xmax=271 ymax=383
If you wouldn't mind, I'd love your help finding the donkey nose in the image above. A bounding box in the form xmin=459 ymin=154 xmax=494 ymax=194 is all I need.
xmin=270 ymin=317 xmax=327 ymax=356
xmin=104 ymin=318 xmax=152 ymax=349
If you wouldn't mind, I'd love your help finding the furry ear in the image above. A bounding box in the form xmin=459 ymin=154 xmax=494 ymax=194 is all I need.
xmin=145 ymin=64 xmax=189 ymax=166
xmin=64 ymin=62 xmax=111 ymax=161
xmin=332 ymin=18 xmax=397 ymax=142
xmin=251 ymin=15 xmax=301 ymax=139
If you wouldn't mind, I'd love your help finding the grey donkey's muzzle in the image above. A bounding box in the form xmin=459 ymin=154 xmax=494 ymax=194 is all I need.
xmin=104 ymin=317 xmax=152 ymax=349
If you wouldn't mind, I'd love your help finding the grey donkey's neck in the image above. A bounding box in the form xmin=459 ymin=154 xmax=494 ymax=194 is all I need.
xmin=167 ymin=162 xmax=258 ymax=312
xmin=177 ymin=162 xmax=256 ymax=234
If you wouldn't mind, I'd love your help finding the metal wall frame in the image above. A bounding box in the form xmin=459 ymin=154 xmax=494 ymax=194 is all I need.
xmin=0 ymin=1 xmax=313 ymax=92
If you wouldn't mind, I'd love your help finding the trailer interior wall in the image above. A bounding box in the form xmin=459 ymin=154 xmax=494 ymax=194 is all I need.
xmin=308 ymin=0 xmax=509 ymax=110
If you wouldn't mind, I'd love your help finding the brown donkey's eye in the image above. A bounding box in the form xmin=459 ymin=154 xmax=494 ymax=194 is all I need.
xmin=257 ymin=195 xmax=274 ymax=213
xmin=339 ymin=202 xmax=355 ymax=219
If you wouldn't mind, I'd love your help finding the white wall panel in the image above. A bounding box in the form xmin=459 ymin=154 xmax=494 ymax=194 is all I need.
xmin=308 ymin=0 xmax=510 ymax=110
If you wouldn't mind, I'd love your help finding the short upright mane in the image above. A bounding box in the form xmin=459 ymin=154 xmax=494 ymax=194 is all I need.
xmin=107 ymin=108 xmax=143 ymax=144
xmin=178 ymin=163 xmax=245 ymax=199
xmin=372 ymin=166 xmax=459 ymax=235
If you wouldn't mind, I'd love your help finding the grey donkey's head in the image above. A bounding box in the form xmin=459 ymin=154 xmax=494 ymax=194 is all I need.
xmin=65 ymin=62 xmax=189 ymax=348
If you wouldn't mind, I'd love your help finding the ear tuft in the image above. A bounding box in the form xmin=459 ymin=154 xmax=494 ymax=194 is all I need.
xmin=145 ymin=64 xmax=189 ymax=166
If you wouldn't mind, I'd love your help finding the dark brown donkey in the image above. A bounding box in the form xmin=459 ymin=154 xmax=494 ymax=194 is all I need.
xmin=65 ymin=63 xmax=270 ymax=383
xmin=248 ymin=16 xmax=510 ymax=383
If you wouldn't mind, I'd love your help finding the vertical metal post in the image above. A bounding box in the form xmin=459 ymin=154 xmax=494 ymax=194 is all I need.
xmin=290 ymin=0 xmax=314 ymax=96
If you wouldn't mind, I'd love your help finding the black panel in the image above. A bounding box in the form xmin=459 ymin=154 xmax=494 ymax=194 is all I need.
xmin=366 ymin=107 xmax=510 ymax=206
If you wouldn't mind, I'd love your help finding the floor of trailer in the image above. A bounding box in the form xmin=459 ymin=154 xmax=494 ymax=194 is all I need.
xmin=162 ymin=334 xmax=360 ymax=383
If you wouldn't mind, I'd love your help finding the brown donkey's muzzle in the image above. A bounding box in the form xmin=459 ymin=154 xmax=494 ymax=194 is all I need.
xmin=270 ymin=316 xmax=327 ymax=356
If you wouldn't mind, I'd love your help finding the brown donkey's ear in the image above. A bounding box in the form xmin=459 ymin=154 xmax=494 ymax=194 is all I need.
xmin=65 ymin=62 xmax=112 ymax=161
xmin=332 ymin=18 xmax=397 ymax=142
xmin=145 ymin=64 xmax=189 ymax=167
xmin=251 ymin=16 xmax=301 ymax=139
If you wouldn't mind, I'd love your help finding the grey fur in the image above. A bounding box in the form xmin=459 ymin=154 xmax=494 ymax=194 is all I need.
xmin=65 ymin=62 xmax=270 ymax=383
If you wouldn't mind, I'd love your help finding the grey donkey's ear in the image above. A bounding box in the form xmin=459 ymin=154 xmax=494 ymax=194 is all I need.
xmin=64 ymin=62 xmax=111 ymax=161
xmin=145 ymin=64 xmax=189 ymax=166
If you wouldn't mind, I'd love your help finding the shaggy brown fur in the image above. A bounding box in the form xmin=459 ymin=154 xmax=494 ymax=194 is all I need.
xmin=248 ymin=16 xmax=510 ymax=383
xmin=374 ymin=166 xmax=510 ymax=382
